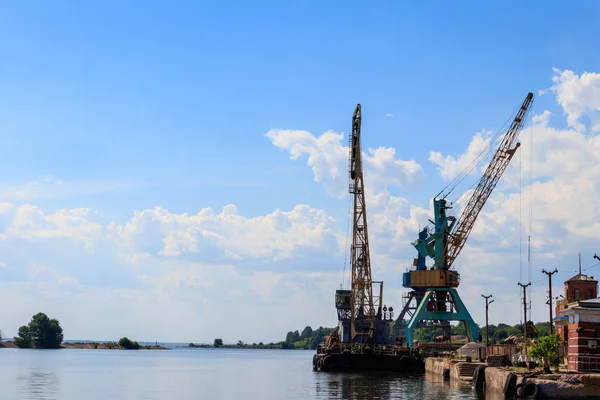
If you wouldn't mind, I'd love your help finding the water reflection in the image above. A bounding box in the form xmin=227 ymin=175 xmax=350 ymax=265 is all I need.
xmin=17 ymin=369 xmax=58 ymax=400
xmin=315 ymin=371 xmax=485 ymax=400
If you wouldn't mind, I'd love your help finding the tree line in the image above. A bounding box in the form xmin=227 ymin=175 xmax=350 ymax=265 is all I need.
xmin=413 ymin=321 xmax=552 ymax=344
xmin=200 ymin=326 xmax=337 ymax=350
xmin=202 ymin=322 xmax=553 ymax=350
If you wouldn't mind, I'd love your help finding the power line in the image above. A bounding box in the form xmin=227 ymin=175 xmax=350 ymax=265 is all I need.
xmin=496 ymin=293 xmax=521 ymax=303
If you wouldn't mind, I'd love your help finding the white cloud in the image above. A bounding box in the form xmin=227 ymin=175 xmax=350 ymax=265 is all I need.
xmin=266 ymin=129 xmax=424 ymax=198
xmin=0 ymin=201 xmax=342 ymax=342
xmin=3 ymin=68 xmax=600 ymax=344
xmin=543 ymin=68 xmax=600 ymax=132
xmin=429 ymin=130 xmax=492 ymax=182
xmin=108 ymin=204 xmax=341 ymax=266
xmin=385 ymin=113 xmax=394 ymax=117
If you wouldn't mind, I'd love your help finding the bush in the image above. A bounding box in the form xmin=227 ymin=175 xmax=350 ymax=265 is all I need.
xmin=118 ymin=337 xmax=140 ymax=350
xmin=530 ymin=334 xmax=563 ymax=370
xmin=14 ymin=312 xmax=63 ymax=349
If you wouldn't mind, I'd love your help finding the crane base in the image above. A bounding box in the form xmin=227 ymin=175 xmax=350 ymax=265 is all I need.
xmin=405 ymin=287 xmax=479 ymax=347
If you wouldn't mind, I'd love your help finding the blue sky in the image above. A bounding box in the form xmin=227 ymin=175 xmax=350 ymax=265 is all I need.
xmin=1 ymin=1 xmax=600 ymax=342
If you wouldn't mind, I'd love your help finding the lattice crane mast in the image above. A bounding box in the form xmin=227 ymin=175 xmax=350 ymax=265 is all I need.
xmin=397 ymin=92 xmax=534 ymax=346
xmin=348 ymin=104 xmax=376 ymax=343
xmin=334 ymin=104 xmax=389 ymax=349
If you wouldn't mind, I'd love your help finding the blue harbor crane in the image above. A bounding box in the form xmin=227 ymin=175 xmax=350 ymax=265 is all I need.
xmin=394 ymin=92 xmax=535 ymax=346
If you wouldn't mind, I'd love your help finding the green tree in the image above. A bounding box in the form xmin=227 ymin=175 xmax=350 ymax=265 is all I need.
xmin=530 ymin=334 xmax=563 ymax=371
xmin=308 ymin=326 xmax=336 ymax=349
xmin=118 ymin=337 xmax=140 ymax=350
xmin=535 ymin=322 xmax=551 ymax=337
xmin=285 ymin=331 xmax=294 ymax=344
xmin=14 ymin=312 xmax=63 ymax=349
xmin=301 ymin=326 xmax=313 ymax=339
xmin=14 ymin=325 xmax=33 ymax=348
xmin=213 ymin=338 xmax=223 ymax=347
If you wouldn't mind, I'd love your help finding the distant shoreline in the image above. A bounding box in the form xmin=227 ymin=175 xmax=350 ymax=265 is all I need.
xmin=0 ymin=340 xmax=168 ymax=350
xmin=1 ymin=340 xmax=316 ymax=351
xmin=186 ymin=344 xmax=309 ymax=350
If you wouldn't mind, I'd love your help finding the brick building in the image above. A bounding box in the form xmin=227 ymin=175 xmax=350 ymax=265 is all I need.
xmin=554 ymin=273 xmax=600 ymax=372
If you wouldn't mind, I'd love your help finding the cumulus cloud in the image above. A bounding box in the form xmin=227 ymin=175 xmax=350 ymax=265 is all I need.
xmin=0 ymin=201 xmax=344 ymax=342
xmin=4 ymin=67 xmax=600 ymax=342
xmin=266 ymin=129 xmax=424 ymax=197
xmin=429 ymin=130 xmax=492 ymax=182
xmin=543 ymin=68 xmax=600 ymax=132
xmin=108 ymin=204 xmax=341 ymax=268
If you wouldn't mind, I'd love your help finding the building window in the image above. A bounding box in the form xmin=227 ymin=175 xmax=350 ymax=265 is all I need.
xmin=590 ymin=289 xmax=594 ymax=299
xmin=575 ymin=289 xmax=580 ymax=300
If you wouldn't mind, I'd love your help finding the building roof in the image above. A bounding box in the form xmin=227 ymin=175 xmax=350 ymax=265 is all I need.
xmin=578 ymin=298 xmax=600 ymax=308
xmin=565 ymin=273 xmax=598 ymax=283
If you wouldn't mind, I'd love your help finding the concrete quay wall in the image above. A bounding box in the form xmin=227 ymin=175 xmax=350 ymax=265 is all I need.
xmin=484 ymin=367 xmax=600 ymax=399
xmin=426 ymin=357 xmax=600 ymax=398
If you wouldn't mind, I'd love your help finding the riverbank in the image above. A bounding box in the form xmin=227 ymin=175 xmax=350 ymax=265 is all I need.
xmin=186 ymin=343 xmax=311 ymax=350
xmin=62 ymin=342 xmax=169 ymax=350
xmin=1 ymin=340 xmax=168 ymax=350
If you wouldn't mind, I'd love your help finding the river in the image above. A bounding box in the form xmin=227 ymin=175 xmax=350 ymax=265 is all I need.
xmin=0 ymin=347 xmax=497 ymax=399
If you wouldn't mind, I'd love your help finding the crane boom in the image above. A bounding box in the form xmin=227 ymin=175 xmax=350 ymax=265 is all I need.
xmin=349 ymin=104 xmax=375 ymax=341
xmin=446 ymin=92 xmax=534 ymax=268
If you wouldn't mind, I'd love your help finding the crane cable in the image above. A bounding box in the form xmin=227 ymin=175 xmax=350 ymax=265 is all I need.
xmin=519 ymin=131 xmax=523 ymax=284
xmin=341 ymin=188 xmax=352 ymax=289
xmin=527 ymin=103 xmax=534 ymax=298
xmin=436 ymin=104 xmax=521 ymax=200
xmin=450 ymin=104 xmax=534 ymax=206
xmin=444 ymin=104 xmax=534 ymax=231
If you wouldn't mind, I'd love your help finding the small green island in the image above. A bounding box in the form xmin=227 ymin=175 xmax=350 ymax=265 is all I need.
xmin=0 ymin=312 xmax=167 ymax=350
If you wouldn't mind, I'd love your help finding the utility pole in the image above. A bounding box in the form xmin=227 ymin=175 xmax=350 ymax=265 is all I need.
xmin=482 ymin=294 xmax=494 ymax=346
xmin=518 ymin=282 xmax=531 ymax=351
xmin=542 ymin=268 xmax=558 ymax=335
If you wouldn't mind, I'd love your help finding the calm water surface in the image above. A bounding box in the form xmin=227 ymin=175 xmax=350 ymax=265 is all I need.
xmin=0 ymin=348 xmax=499 ymax=399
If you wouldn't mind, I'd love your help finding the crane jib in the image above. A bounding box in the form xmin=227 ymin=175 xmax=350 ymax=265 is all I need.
xmin=446 ymin=92 xmax=534 ymax=268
